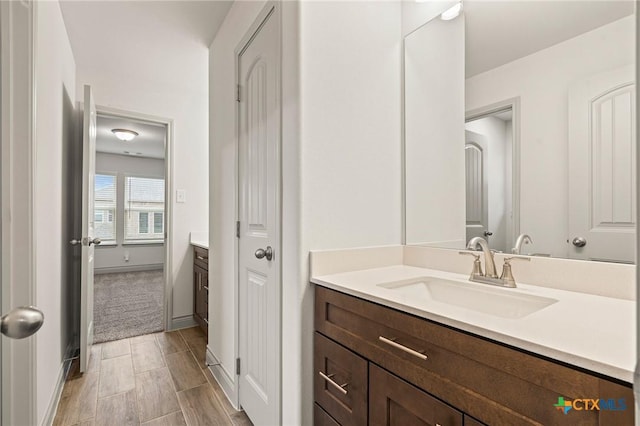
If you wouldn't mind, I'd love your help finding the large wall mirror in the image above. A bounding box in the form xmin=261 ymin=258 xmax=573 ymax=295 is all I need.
xmin=404 ymin=1 xmax=636 ymax=263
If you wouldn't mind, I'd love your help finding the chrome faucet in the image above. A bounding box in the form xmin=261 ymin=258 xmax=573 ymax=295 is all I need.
xmin=466 ymin=237 xmax=498 ymax=277
xmin=460 ymin=237 xmax=530 ymax=288
xmin=512 ymin=234 xmax=533 ymax=255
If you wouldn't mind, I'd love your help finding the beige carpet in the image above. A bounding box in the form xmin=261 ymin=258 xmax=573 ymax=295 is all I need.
xmin=93 ymin=270 xmax=164 ymax=343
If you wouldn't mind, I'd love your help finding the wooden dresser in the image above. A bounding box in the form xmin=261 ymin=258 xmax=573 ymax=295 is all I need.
xmin=193 ymin=246 xmax=209 ymax=335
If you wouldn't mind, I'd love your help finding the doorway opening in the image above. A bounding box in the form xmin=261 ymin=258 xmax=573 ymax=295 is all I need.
xmin=92 ymin=111 xmax=170 ymax=342
xmin=465 ymin=100 xmax=520 ymax=253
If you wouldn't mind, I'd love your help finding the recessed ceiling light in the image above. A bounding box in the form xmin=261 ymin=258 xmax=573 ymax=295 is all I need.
xmin=441 ymin=2 xmax=462 ymax=21
xmin=112 ymin=129 xmax=139 ymax=142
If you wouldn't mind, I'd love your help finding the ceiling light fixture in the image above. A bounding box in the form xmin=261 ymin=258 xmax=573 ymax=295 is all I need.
xmin=440 ymin=2 xmax=462 ymax=20
xmin=111 ymin=128 xmax=139 ymax=142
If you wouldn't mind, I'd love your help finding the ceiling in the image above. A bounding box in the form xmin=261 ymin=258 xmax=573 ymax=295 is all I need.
xmin=465 ymin=0 xmax=635 ymax=77
xmin=60 ymin=0 xmax=233 ymax=86
xmin=96 ymin=115 xmax=166 ymax=159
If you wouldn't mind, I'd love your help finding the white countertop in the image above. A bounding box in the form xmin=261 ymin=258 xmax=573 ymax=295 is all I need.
xmin=189 ymin=232 xmax=209 ymax=250
xmin=311 ymin=265 xmax=635 ymax=383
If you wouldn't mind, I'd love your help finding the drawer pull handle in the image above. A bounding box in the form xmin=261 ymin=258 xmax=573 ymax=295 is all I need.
xmin=318 ymin=371 xmax=348 ymax=395
xmin=379 ymin=336 xmax=428 ymax=360
xmin=203 ymin=285 xmax=209 ymax=291
xmin=196 ymin=255 xmax=206 ymax=260
xmin=204 ymin=318 xmax=209 ymax=325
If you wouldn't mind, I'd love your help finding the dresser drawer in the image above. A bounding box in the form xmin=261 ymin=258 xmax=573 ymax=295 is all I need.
xmin=194 ymin=246 xmax=208 ymax=270
xmin=315 ymin=332 xmax=367 ymax=425
xmin=314 ymin=286 xmax=632 ymax=425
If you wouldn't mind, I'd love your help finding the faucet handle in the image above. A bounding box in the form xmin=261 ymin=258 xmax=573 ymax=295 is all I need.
xmin=500 ymin=256 xmax=531 ymax=287
xmin=459 ymin=251 xmax=483 ymax=278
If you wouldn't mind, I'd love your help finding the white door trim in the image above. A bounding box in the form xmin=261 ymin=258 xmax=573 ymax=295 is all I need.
xmin=0 ymin=0 xmax=38 ymax=424
xmin=466 ymin=97 xmax=521 ymax=245
xmin=94 ymin=105 xmax=175 ymax=331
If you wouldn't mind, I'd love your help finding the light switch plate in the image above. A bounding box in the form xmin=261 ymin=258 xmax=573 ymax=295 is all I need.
xmin=176 ymin=189 xmax=186 ymax=203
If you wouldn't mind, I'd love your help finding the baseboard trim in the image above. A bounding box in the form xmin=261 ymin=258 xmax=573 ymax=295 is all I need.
xmin=206 ymin=347 xmax=239 ymax=410
xmin=41 ymin=357 xmax=73 ymax=426
xmin=94 ymin=264 xmax=164 ymax=275
xmin=170 ymin=315 xmax=198 ymax=331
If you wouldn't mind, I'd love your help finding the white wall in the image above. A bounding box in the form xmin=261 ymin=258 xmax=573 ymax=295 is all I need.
xmin=74 ymin=25 xmax=210 ymax=326
xmin=404 ymin=13 xmax=465 ymax=247
xmin=34 ymin=1 xmax=76 ymax=423
xmin=209 ymin=2 xmax=401 ymax=424
xmin=466 ymin=15 xmax=634 ymax=257
xmin=95 ymin=153 xmax=165 ymax=272
xmin=465 ymin=116 xmax=510 ymax=252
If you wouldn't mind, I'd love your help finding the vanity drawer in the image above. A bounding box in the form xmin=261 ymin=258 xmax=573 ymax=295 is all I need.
xmin=194 ymin=246 xmax=208 ymax=269
xmin=315 ymin=286 xmax=633 ymax=425
xmin=314 ymin=332 xmax=368 ymax=426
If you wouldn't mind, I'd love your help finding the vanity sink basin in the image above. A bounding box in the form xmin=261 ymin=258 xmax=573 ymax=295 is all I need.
xmin=378 ymin=277 xmax=557 ymax=319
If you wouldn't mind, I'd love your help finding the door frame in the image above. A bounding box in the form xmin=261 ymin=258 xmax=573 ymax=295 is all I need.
xmin=0 ymin=1 xmax=38 ymax=424
xmin=466 ymin=97 xmax=521 ymax=246
xmin=232 ymin=0 xmax=282 ymax=417
xmin=95 ymin=105 xmax=174 ymax=331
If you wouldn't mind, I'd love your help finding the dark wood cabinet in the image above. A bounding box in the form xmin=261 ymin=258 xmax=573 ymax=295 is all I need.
xmin=193 ymin=246 xmax=208 ymax=336
xmin=314 ymin=286 xmax=634 ymax=426
xmin=370 ymin=364 xmax=462 ymax=426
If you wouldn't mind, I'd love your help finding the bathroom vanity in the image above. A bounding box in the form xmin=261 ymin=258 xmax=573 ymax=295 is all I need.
xmin=190 ymin=233 xmax=209 ymax=336
xmin=311 ymin=246 xmax=635 ymax=426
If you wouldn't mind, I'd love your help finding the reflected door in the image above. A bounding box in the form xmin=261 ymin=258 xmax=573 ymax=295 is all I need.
xmin=465 ymin=131 xmax=489 ymax=244
xmin=568 ymin=65 xmax=635 ymax=262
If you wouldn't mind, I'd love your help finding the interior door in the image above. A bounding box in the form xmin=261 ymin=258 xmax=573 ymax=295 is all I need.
xmin=79 ymin=85 xmax=98 ymax=372
xmin=237 ymin=4 xmax=281 ymax=425
xmin=465 ymin=131 xmax=489 ymax=243
xmin=568 ymin=65 xmax=635 ymax=263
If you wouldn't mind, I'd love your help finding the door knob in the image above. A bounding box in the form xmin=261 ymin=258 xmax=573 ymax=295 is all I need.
xmin=572 ymin=237 xmax=587 ymax=247
xmin=255 ymin=246 xmax=273 ymax=261
xmin=70 ymin=237 xmax=101 ymax=246
xmin=483 ymin=231 xmax=493 ymax=237
xmin=1 ymin=306 xmax=44 ymax=339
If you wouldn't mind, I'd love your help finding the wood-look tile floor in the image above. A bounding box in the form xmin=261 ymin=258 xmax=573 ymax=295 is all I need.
xmin=54 ymin=327 xmax=253 ymax=426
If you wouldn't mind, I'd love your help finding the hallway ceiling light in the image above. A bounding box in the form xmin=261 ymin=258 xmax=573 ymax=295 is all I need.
xmin=111 ymin=128 xmax=139 ymax=142
xmin=441 ymin=2 xmax=462 ymax=20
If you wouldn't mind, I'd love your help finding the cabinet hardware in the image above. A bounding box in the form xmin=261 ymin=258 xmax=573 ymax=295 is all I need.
xmin=203 ymin=285 xmax=209 ymax=291
xmin=204 ymin=318 xmax=209 ymax=325
xmin=196 ymin=255 xmax=206 ymax=260
xmin=379 ymin=336 xmax=428 ymax=360
xmin=318 ymin=371 xmax=349 ymax=395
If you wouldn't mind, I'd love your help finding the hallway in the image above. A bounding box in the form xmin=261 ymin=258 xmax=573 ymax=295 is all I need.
xmin=53 ymin=327 xmax=252 ymax=426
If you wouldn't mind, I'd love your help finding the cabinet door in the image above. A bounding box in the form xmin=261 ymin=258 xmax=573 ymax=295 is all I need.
xmin=314 ymin=404 xmax=340 ymax=426
xmin=193 ymin=264 xmax=208 ymax=332
xmin=369 ymin=364 xmax=462 ymax=426
xmin=315 ymin=333 xmax=368 ymax=425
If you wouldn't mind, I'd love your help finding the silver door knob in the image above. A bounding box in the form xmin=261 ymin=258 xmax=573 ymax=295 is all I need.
xmin=70 ymin=237 xmax=101 ymax=246
xmin=572 ymin=237 xmax=587 ymax=247
xmin=1 ymin=306 xmax=44 ymax=339
xmin=255 ymin=246 xmax=273 ymax=261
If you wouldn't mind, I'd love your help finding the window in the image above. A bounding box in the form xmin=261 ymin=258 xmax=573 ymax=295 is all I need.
xmin=94 ymin=174 xmax=116 ymax=242
xmin=153 ymin=212 xmax=164 ymax=234
xmin=125 ymin=176 xmax=165 ymax=242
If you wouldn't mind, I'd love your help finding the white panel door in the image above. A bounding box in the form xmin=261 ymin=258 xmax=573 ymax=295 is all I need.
xmin=568 ymin=65 xmax=635 ymax=262
xmin=465 ymin=131 xmax=489 ymax=244
xmin=79 ymin=85 xmax=98 ymax=372
xmin=237 ymin=5 xmax=281 ymax=425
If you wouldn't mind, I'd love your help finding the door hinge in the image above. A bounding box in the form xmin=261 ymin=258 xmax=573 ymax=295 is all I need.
xmin=236 ymin=357 xmax=241 ymax=375
xmin=236 ymin=221 xmax=240 ymax=238
xmin=236 ymin=84 xmax=241 ymax=102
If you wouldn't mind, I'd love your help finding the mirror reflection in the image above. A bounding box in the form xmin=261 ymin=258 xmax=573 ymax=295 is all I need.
xmin=404 ymin=1 xmax=636 ymax=263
